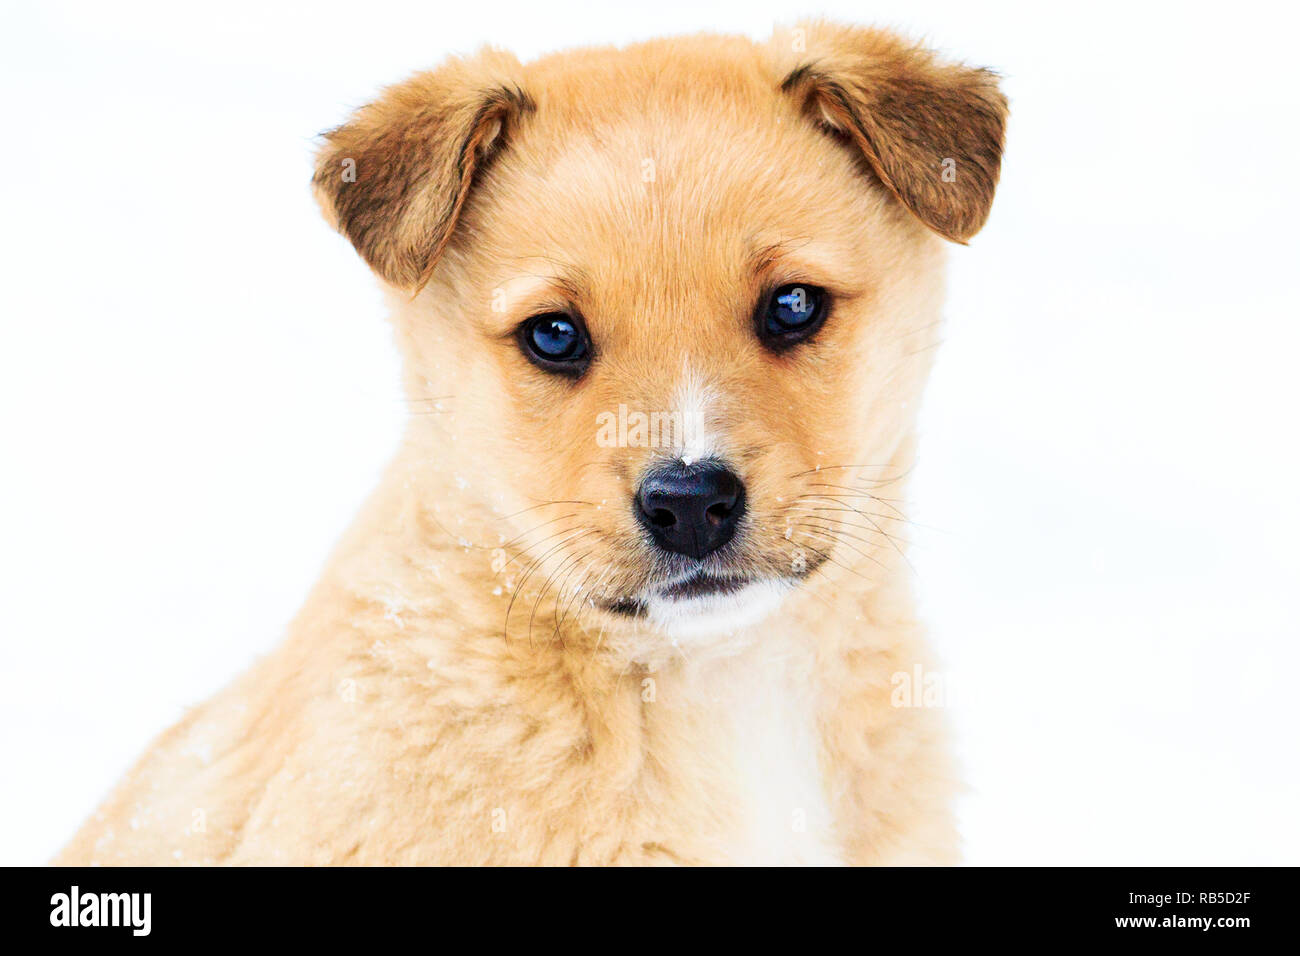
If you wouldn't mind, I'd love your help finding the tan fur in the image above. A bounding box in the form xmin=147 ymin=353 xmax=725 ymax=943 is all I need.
xmin=57 ymin=22 xmax=1006 ymax=866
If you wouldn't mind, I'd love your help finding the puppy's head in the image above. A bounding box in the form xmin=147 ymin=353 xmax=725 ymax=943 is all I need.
xmin=313 ymin=23 xmax=1006 ymax=644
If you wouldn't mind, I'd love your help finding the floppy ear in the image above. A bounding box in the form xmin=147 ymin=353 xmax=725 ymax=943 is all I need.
xmin=775 ymin=23 xmax=1007 ymax=243
xmin=312 ymin=49 xmax=532 ymax=290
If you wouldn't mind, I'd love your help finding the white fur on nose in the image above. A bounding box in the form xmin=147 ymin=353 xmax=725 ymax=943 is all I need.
xmin=670 ymin=369 xmax=720 ymax=467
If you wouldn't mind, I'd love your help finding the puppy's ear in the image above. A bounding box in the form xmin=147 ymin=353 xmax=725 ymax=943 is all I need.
xmin=774 ymin=23 xmax=1007 ymax=243
xmin=312 ymin=50 xmax=532 ymax=289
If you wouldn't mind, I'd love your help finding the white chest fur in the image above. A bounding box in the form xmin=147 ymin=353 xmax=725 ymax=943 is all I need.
xmin=668 ymin=635 xmax=845 ymax=866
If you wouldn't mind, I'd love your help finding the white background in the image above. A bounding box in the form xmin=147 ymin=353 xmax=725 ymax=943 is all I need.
xmin=2 ymin=0 xmax=1297 ymax=865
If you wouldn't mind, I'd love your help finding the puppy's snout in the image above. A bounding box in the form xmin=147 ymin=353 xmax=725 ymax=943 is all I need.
xmin=635 ymin=461 xmax=745 ymax=559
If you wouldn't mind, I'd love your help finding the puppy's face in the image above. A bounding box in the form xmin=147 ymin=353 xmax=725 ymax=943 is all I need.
xmin=314 ymin=25 xmax=1006 ymax=642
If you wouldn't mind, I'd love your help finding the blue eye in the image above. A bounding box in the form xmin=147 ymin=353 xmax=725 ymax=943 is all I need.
xmin=529 ymin=316 xmax=579 ymax=356
xmin=520 ymin=313 xmax=591 ymax=373
xmin=761 ymin=284 xmax=828 ymax=347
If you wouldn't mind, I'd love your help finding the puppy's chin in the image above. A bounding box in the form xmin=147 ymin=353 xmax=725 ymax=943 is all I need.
xmin=642 ymin=578 xmax=793 ymax=642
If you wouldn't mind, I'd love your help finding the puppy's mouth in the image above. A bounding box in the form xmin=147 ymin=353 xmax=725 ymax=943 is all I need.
xmin=603 ymin=571 xmax=751 ymax=617
xmin=601 ymin=555 xmax=824 ymax=619
xmin=597 ymin=538 xmax=830 ymax=622
xmin=658 ymin=570 xmax=754 ymax=601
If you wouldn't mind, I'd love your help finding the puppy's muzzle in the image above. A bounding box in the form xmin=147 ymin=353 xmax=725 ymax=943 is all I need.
xmin=635 ymin=460 xmax=745 ymax=559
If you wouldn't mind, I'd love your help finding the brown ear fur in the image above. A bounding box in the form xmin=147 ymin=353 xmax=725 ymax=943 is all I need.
xmin=775 ymin=23 xmax=1007 ymax=243
xmin=312 ymin=49 xmax=532 ymax=289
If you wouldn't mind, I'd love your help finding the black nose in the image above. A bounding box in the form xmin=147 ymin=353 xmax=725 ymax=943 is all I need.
xmin=635 ymin=461 xmax=745 ymax=559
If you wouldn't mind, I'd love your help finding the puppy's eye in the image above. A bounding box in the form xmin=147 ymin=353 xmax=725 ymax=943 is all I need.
xmin=518 ymin=313 xmax=591 ymax=375
xmin=758 ymin=284 xmax=829 ymax=350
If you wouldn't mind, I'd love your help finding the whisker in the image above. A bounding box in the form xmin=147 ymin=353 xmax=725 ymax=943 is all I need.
xmin=791 ymin=498 xmax=912 ymax=526
xmin=557 ymin=565 xmax=591 ymax=630
xmin=789 ymin=538 xmax=871 ymax=581
xmin=533 ymin=547 xmax=591 ymax=643
xmin=888 ymin=317 xmax=943 ymax=341
xmin=499 ymin=524 xmax=583 ymax=571
xmin=551 ymin=547 xmax=595 ymax=624
xmin=785 ymin=463 xmax=901 ymax=480
xmin=790 ymin=496 xmax=915 ymax=556
xmin=785 ymin=522 xmax=889 ymax=561
xmin=502 ymin=528 xmax=597 ymax=640
xmin=499 ymin=513 xmax=579 ymax=550
xmin=416 ymin=498 xmax=590 ymax=554
xmin=803 ymin=482 xmax=913 ymax=513
xmin=793 ymin=496 xmax=915 ymax=569
xmin=784 ymin=504 xmax=917 ymax=545
xmin=791 ymin=523 xmax=889 ymax=572
xmin=795 ymin=509 xmax=915 ymax=551
xmin=904 ymin=340 xmax=944 ymax=357
xmin=497 ymin=500 xmax=593 ymax=521
xmin=403 ymin=395 xmax=456 ymax=415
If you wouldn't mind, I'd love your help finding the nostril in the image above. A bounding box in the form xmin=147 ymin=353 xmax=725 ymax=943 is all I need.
xmin=648 ymin=508 xmax=677 ymax=528
xmin=704 ymin=502 xmax=731 ymax=526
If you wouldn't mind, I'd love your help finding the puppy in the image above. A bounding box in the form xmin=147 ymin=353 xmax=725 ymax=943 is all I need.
xmin=58 ymin=22 xmax=1006 ymax=866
